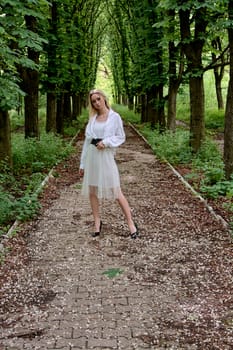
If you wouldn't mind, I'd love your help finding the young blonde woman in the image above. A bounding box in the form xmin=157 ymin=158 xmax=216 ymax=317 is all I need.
xmin=79 ymin=89 xmax=139 ymax=239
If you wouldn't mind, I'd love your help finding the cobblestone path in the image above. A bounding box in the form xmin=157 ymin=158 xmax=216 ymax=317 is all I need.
xmin=0 ymin=125 xmax=232 ymax=350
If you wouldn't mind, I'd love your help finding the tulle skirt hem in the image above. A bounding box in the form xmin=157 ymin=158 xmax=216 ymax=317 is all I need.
xmin=81 ymin=145 xmax=121 ymax=200
xmin=81 ymin=185 xmax=121 ymax=200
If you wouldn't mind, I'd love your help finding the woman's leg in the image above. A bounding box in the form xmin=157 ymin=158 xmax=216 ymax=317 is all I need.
xmin=116 ymin=189 xmax=136 ymax=234
xmin=89 ymin=191 xmax=101 ymax=232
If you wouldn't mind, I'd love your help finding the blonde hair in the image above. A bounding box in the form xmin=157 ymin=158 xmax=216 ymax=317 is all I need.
xmin=88 ymin=89 xmax=110 ymax=117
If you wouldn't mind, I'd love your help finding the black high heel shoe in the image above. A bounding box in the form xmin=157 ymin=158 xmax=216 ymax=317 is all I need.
xmin=91 ymin=220 xmax=102 ymax=237
xmin=130 ymin=223 xmax=139 ymax=239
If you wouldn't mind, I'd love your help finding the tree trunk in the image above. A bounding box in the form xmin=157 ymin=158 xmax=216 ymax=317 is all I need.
xmin=78 ymin=93 xmax=83 ymax=116
xmin=134 ymin=95 xmax=140 ymax=114
xmin=167 ymin=87 xmax=177 ymax=131
xmin=0 ymin=110 xmax=12 ymax=166
xmin=224 ymin=0 xmax=233 ymax=179
xmin=46 ymin=0 xmax=58 ymax=133
xmin=212 ymin=38 xmax=225 ymax=110
xmin=122 ymin=95 xmax=128 ymax=105
xmin=179 ymin=8 xmax=207 ymax=152
xmin=24 ymin=16 xmax=39 ymax=139
xmin=147 ymin=86 xmax=159 ymax=129
xmin=128 ymin=95 xmax=134 ymax=110
xmin=24 ymin=66 xmax=39 ymax=138
xmin=214 ymin=69 xmax=224 ymax=110
xmin=141 ymin=94 xmax=147 ymax=123
xmin=46 ymin=92 xmax=57 ymax=133
xmin=72 ymin=94 xmax=80 ymax=119
xmin=56 ymin=93 xmax=64 ymax=134
xmin=189 ymin=75 xmax=205 ymax=152
xmin=224 ymin=80 xmax=233 ymax=179
xmin=158 ymin=85 xmax=166 ymax=133
xmin=167 ymin=31 xmax=183 ymax=131
xmin=64 ymin=92 xmax=72 ymax=123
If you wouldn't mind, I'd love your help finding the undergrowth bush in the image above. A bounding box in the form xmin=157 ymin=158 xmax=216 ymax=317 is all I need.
xmin=14 ymin=194 xmax=41 ymax=222
xmin=12 ymin=132 xmax=74 ymax=174
xmin=0 ymin=132 xmax=75 ymax=237
xmin=140 ymin=124 xmax=192 ymax=165
xmin=10 ymin=110 xmax=24 ymax=130
xmin=0 ymin=188 xmax=15 ymax=226
xmin=200 ymin=178 xmax=233 ymax=199
xmin=205 ymin=109 xmax=224 ymax=131
xmin=191 ymin=140 xmax=230 ymax=198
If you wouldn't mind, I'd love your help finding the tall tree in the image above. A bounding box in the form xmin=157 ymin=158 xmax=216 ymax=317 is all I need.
xmin=108 ymin=0 xmax=166 ymax=127
xmin=43 ymin=0 xmax=104 ymax=133
xmin=163 ymin=8 xmax=184 ymax=131
xmin=211 ymin=38 xmax=226 ymax=110
xmin=0 ymin=0 xmax=46 ymax=163
xmin=23 ymin=14 xmax=40 ymax=138
xmin=46 ymin=0 xmax=58 ymax=133
xmin=107 ymin=0 xmax=134 ymax=108
xmin=224 ymin=0 xmax=233 ymax=179
xmin=0 ymin=111 xmax=11 ymax=166
xmin=178 ymin=2 xmax=208 ymax=152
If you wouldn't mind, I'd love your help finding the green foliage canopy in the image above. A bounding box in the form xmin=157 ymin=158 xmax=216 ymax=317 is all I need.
xmin=0 ymin=0 xmax=48 ymax=110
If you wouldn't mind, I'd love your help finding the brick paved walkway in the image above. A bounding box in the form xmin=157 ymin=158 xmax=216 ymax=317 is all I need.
xmin=0 ymin=125 xmax=232 ymax=349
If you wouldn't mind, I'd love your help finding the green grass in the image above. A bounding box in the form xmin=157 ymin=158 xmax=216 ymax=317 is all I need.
xmin=113 ymin=104 xmax=140 ymax=124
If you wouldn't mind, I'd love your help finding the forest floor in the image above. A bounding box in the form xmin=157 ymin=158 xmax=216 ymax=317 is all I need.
xmin=0 ymin=124 xmax=232 ymax=349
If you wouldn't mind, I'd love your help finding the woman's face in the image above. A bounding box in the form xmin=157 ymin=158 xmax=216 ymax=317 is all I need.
xmin=90 ymin=93 xmax=105 ymax=110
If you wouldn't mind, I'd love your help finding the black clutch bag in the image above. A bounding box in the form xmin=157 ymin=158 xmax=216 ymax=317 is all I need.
xmin=91 ymin=138 xmax=102 ymax=146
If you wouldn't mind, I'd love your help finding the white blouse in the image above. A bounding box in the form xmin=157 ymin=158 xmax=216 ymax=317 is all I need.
xmin=79 ymin=109 xmax=125 ymax=170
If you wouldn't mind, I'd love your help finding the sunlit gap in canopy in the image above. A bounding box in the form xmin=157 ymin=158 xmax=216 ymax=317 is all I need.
xmin=95 ymin=56 xmax=114 ymax=104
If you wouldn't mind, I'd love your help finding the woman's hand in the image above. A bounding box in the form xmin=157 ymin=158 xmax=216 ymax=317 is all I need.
xmin=79 ymin=168 xmax=84 ymax=177
xmin=96 ymin=141 xmax=105 ymax=150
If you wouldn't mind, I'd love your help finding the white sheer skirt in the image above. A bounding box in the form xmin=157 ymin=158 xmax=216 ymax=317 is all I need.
xmin=81 ymin=145 xmax=121 ymax=200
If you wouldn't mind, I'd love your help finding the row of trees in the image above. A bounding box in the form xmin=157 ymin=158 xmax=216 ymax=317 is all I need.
xmin=106 ymin=0 xmax=233 ymax=178
xmin=0 ymin=0 xmax=104 ymax=164
xmin=1 ymin=0 xmax=233 ymax=178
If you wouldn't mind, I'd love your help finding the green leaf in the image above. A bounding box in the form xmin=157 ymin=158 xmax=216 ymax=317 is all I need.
xmin=102 ymin=268 xmax=124 ymax=279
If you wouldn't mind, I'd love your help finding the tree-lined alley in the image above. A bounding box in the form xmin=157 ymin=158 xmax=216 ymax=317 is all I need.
xmin=1 ymin=0 xmax=233 ymax=177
